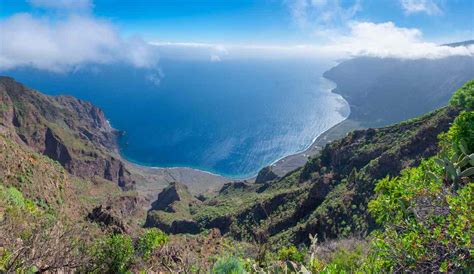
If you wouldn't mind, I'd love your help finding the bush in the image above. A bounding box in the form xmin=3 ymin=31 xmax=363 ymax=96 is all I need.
xmin=323 ymin=246 xmax=365 ymax=273
xmin=212 ymin=256 xmax=245 ymax=274
xmin=277 ymin=245 xmax=304 ymax=263
xmin=450 ymin=79 xmax=474 ymax=110
xmin=443 ymin=110 xmax=474 ymax=153
xmin=136 ymin=228 xmax=168 ymax=259
xmin=365 ymin=108 xmax=474 ymax=272
xmin=367 ymin=160 xmax=472 ymax=272
xmin=0 ymin=186 xmax=37 ymax=214
xmin=91 ymin=234 xmax=134 ymax=273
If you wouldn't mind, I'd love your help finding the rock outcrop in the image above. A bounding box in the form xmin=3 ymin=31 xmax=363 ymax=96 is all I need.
xmin=145 ymin=182 xmax=201 ymax=234
xmin=88 ymin=205 xmax=129 ymax=234
xmin=255 ymin=166 xmax=279 ymax=184
xmin=218 ymin=181 xmax=251 ymax=194
xmin=87 ymin=194 xmax=142 ymax=234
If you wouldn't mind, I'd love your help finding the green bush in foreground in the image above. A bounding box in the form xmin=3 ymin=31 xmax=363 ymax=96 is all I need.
xmin=136 ymin=228 xmax=168 ymax=259
xmin=91 ymin=234 xmax=134 ymax=274
xmin=277 ymin=245 xmax=305 ymax=263
xmin=450 ymin=79 xmax=474 ymax=110
xmin=321 ymin=246 xmax=366 ymax=273
xmin=442 ymin=110 xmax=474 ymax=154
xmin=366 ymin=111 xmax=473 ymax=272
xmin=212 ymin=256 xmax=245 ymax=274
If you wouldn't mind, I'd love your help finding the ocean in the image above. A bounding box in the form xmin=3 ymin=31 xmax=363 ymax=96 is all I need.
xmin=3 ymin=58 xmax=349 ymax=178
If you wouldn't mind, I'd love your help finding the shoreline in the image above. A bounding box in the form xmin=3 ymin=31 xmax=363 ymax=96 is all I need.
xmin=120 ymin=117 xmax=359 ymax=187
xmin=268 ymin=118 xmax=362 ymax=176
xmin=116 ymin=72 xmax=360 ymax=190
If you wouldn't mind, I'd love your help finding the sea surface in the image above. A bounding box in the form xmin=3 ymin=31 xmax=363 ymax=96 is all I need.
xmin=3 ymin=58 xmax=349 ymax=178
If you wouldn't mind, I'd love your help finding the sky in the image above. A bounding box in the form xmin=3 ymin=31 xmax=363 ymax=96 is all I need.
xmin=0 ymin=0 xmax=473 ymax=71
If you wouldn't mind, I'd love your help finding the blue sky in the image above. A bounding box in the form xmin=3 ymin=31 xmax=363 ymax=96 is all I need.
xmin=0 ymin=0 xmax=473 ymax=71
xmin=1 ymin=0 xmax=473 ymax=44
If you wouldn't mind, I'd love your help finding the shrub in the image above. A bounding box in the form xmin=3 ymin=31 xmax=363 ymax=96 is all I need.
xmin=136 ymin=228 xmax=168 ymax=259
xmin=91 ymin=234 xmax=135 ymax=273
xmin=0 ymin=249 xmax=12 ymax=273
xmin=212 ymin=256 xmax=245 ymax=274
xmin=450 ymin=79 xmax=474 ymax=110
xmin=277 ymin=245 xmax=304 ymax=263
xmin=367 ymin=160 xmax=472 ymax=272
xmin=0 ymin=186 xmax=37 ymax=214
xmin=443 ymin=110 xmax=474 ymax=153
xmin=365 ymin=109 xmax=474 ymax=273
xmin=323 ymin=246 xmax=365 ymax=272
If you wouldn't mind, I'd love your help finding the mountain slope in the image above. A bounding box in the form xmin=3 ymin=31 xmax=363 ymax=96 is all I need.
xmin=146 ymin=105 xmax=460 ymax=247
xmin=324 ymin=56 xmax=474 ymax=127
xmin=0 ymin=75 xmax=471 ymax=272
xmin=0 ymin=76 xmax=135 ymax=189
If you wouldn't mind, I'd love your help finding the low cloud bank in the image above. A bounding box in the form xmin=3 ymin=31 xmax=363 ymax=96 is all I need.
xmin=0 ymin=14 xmax=158 ymax=72
xmin=152 ymin=21 xmax=474 ymax=61
xmin=324 ymin=21 xmax=474 ymax=59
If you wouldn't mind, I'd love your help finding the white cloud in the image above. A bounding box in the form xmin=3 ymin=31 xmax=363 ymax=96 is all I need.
xmin=150 ymin=42 xmax=229 ymax=61
xmin=400 ymin=0 xmax=443 ymax=15
xmin=28 ymin=0 xmax=93 ymax=11
xmin=153 ymin=22 xmax=474 ymax=61
xmin=0 ymin=13 xmax=158 ymax=71
xmin=321 ymin=21 xmax=474 ymax=59
xmin=286 ymin=0 xmax=362 ymax=31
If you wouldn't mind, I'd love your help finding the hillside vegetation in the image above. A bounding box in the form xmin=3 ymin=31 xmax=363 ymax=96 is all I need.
xmin=0 ymin=78 xmax=472 ymax=272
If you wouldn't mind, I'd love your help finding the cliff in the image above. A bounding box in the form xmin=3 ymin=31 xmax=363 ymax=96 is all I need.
xmin=0 ymin=76 xmax=135 ymax=189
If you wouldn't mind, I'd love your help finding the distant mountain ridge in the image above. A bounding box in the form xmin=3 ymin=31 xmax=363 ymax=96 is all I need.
xmin=443 ymin=40 xmax=474 ymax=47
xmin=323 ymin=55 xmax=474 ymax=127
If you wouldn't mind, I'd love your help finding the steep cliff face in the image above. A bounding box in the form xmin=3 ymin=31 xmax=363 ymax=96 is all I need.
xmin=0 ymin=76 xmax=135 ymax=189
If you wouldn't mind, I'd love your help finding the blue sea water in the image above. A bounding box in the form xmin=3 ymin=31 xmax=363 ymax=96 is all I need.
xmin=3 ymin=58 xmax=349 ymax=178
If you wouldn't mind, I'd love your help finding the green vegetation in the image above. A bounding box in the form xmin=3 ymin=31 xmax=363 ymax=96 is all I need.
xmin=0 ymin=186 xmax=37 ymax=212
xmin=136 ymin=228 xmax=168 ymax=259
xmin=199 ymin=82 xmax=474 ymax=273
xmin=277 ymin=245 xmax=304 ymax=263
xmin=91 ymin=234 xmax=135 ymax=274
xmin=450 ymin=79 xmax=474 ymax=110
xmin=205 ymin=107 xmax=473 ymax=273
xmin=442 ymin=110 xmax=474 ymax=153
xmin=212 ymin=256 xmax=245 ymax=274
xmin=0 ymin=185 xmax=88 ymax=272
xmin=1 ymin=78 xmax=473 ymax=272
xmin=365 ymin=108 xmax=473 ymax=272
